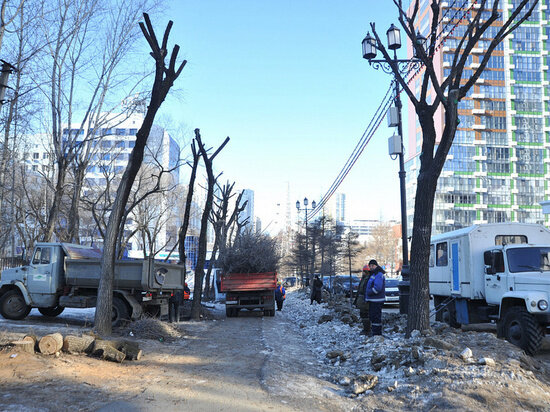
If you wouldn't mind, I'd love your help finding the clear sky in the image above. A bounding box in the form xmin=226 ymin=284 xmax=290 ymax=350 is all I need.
xmin=159 ymin=1 xmax=412 ymax=228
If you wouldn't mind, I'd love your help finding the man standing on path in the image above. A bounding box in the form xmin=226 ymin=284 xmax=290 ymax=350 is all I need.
xmin=354 ymin=265 xmax=371 ymax=335
xmin=275 ymin=281 xmax=286 ymax=311
xmin=365 ymin=259 xmax=386 ymax=336
xmin=310 ymin=275 xmax=323 ymax=305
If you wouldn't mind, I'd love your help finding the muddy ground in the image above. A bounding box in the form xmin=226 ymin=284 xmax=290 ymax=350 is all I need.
xmin=1 ymin=290 xmax=550 ymax=411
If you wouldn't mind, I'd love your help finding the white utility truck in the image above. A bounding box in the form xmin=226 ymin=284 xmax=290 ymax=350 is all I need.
xmin=430 ymin=223 xmax=550 ymax=354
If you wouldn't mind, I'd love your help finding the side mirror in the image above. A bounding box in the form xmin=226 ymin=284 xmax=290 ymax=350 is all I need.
xmin=483 ymin=251 xmax=494 ymax=266
xmin=485 ymin=265 xmax=496 ymax=275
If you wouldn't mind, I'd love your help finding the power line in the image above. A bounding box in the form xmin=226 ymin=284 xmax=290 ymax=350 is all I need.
xmin=307 ymin=81 xmax=395 ymax=220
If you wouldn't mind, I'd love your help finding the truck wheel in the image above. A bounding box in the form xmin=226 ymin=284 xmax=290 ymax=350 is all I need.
xmin=38 ymin=306 xmax=65 ymax=317
xmin=501 ymin=307 xmax=543 ymax=355
xmin=0 ymin=290 xmax=31 ymax=320
xmin=225 ymin=307 xmax=233 ymax=317
xmin=112 ymin=296 xmax=130 ymax=327
xmin=441 ymin=301 xmax=461 ymax=329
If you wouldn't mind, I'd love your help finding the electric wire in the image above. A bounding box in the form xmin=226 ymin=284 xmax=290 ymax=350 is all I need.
xmin=307 ymin=82 xmax=395 ymax=220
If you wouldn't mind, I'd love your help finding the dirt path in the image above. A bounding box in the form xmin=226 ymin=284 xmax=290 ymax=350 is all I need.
xmin=0 ymin=308 xmax=354 ymax=411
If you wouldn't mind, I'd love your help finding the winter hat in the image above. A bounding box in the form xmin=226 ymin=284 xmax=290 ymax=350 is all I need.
xmin=368 ymin=259 xmax=378 ymax=267
xmin=363 ymin=264 xmax=369 ymax=271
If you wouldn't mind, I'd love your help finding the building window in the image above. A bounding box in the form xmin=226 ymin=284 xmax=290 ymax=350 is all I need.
xmin=116 ymin=128 xmax=126 ymax=136
xmin=33 ymin=152 xmax=39 ymax=160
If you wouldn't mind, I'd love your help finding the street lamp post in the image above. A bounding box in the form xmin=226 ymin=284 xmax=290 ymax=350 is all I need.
xmin=362 ymin=24 xmax=426 ymax=314
xmin=296 ymin=197 xmax=316 ymax=286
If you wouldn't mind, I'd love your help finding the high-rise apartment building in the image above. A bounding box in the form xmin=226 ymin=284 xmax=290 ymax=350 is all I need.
xmin=241 ymin=189 xmax=255 ymax=231
xmin=335 ymin=193 xmax=347 ymax=224
xmin=407 ymin=0 xmax=549 ymax=235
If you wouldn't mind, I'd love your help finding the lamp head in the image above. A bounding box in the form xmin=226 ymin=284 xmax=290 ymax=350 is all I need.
xmin=361 ymin=32 xmax=377 ymax=60
xmin=386 ymin=24 xmax=401 ymax=50
xmin=414 ymin=31 xmax=427 ymax=58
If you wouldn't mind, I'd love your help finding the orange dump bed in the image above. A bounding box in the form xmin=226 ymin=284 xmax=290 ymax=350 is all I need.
xmin=220 ymin=272 xmax=277 ymax=292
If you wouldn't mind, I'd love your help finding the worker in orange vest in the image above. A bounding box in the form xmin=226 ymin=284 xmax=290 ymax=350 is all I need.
xmin=275 ymin=281 xmax=286 ymax=311
xmin=183 ymin=282 xmax=190 ymax=300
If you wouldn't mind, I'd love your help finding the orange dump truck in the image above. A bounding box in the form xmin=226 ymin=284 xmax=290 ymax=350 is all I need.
xmin=220 ymin=272 xmax=277 ymax=317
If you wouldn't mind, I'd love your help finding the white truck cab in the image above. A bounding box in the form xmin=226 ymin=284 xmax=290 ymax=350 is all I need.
xmin=429 ymin=223 xmax=550 ymax=355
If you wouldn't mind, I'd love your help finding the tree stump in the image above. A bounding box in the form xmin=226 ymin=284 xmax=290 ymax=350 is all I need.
xmin=118 ymin=340 xmax=142 ymax=361
xmin=92 ymin=339 xmax=141 ymax=361
xmin=92 ymin=340 xmax=126 ymax=363
xmin=62 ymin=335 xmax=95 ymax=354
xmin=23 ymin=335 xmax=38 ymax=351
xmin=38 ymin=333 xmax=63 ymax=355
xmin=11 ymin=340 xmax=35 ymax=353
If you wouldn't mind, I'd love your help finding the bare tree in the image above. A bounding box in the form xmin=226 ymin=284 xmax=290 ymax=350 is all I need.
xmin=342 ymin=229 xmax=363 ymax=306
xmin=204 ymin=184 xmax=247 ymax=298
xmin=177 ymin=139 xmax=200 ymax=272
xmin=362 ymin=222 xmax=399 ymax=271
xmin=95 ymin=13 xmax=186 ymax=336
xmin=190 ymin=129 xmax=229 ymax=320
xmin=370 ymin=0 xmax=538 ymax=333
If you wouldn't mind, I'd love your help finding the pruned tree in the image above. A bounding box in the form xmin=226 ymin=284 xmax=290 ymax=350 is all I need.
xmin=204 ymin=184 xmax=247 ymax=298
xmin=177 ymin=138 xmax=200 ymax=272
xmin=190 ymin=129 xmax=229 ymax=320
xmin=370 ymin=0 xmax=538 ymax=334
xmin=95 ymin=13 xmax=186 ymax=336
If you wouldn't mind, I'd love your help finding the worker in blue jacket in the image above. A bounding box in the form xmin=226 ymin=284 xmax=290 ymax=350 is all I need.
xmin=365 ymin=259 xmax=386 ymax=336
xmin=274 ymin=281 xmax=286 ymax=311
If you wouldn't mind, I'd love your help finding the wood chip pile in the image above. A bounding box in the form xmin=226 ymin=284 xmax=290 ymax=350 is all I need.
xmin=122 ymin=318 xmax=182 ymax=342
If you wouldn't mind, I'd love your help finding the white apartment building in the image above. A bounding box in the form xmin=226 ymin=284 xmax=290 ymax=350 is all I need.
xmin=26 ymin=113 xmax=182 ymax=257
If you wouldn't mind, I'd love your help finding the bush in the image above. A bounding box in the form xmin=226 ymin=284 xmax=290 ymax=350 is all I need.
xmin=220 ymin=232 xmax=280 ymax=273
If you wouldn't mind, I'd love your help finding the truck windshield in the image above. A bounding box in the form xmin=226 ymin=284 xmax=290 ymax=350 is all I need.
xmin=507 ymin=247 xmax=550 ymax=273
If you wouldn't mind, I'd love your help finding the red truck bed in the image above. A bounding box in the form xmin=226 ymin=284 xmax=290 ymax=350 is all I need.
xmin=220 ymin=272 xmax=277 ymax=292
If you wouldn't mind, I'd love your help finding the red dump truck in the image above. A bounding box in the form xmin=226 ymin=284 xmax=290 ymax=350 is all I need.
xmin=220 ymin=272 xmax=277 ymax=317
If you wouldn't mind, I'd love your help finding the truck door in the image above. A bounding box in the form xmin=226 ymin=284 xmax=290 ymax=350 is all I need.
xmin=484 ymin=250 xmax=506 ymax=305
xmin=450 ymin=242 xmax=460 ymax=294
xmin=26 ymin=246 xmax=57 ymax=306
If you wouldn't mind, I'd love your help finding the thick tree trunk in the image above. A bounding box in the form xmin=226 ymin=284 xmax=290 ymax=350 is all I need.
xmin=407 ymin=171 xmax=438 ymax=334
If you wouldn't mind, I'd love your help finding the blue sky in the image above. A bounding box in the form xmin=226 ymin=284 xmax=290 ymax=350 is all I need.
xmin=159 ymin=1 xmax=412 ymax=227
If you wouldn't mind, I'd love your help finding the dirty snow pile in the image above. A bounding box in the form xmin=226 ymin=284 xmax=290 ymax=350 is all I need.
xmin=281 ymin=287 xmax=550 ymax=409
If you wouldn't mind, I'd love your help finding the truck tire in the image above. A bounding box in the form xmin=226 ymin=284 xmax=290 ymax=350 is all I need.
xmin=0 ymin=290 xmax=31 ymax=320
xmin=501 ymin=306 xmax=543 ymax=355
xmin=225 ymin=307 xmax=234 ymax=317
xmin=112 ymin=296 xmax=130 ymax=327
xmin=38 ymin=306 xmax=65 ymax=317
xmin=441 ymin=300 xmax=461 ymax=329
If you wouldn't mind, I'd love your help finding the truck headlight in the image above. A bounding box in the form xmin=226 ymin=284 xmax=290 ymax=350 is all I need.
xmin=538 ymin=300 xmax=548 ymax=311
